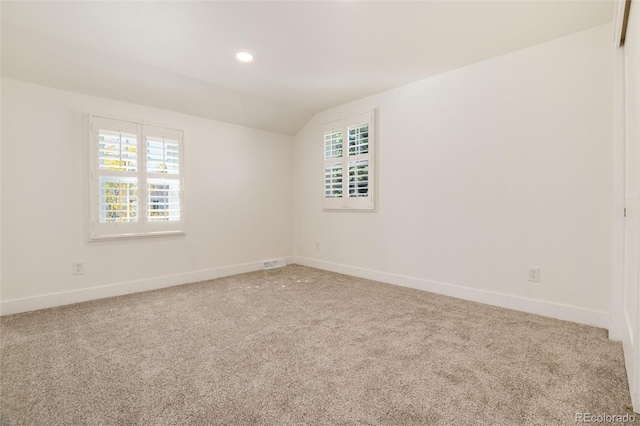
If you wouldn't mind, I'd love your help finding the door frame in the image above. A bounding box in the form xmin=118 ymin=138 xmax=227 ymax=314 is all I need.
xmin=612 ymin=0 xmax=639 ymax=413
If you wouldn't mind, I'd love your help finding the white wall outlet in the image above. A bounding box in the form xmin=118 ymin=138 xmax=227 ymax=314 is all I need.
xmin=528 ymin=266 xmax=540 ymax=282
xmin=72 ymin=262 xmax=84 ymax=275
xmin=315 ymin=242 xmax=320 ymax=251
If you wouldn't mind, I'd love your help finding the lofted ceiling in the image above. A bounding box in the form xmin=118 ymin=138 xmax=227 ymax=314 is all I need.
xmin=1 ymin=1 xmax=613 ymax=136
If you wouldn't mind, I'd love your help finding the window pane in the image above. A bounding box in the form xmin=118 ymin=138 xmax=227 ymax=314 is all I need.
xmin=147 ymin=179 xmax=181 ymax=221
xmin=98 ymin=176 xmax=138 ymax=223
xmin=324 ymin=130 xmax=343 ymax=160
xmin=98 ymin=130 xmax=137 ymax=171
xmin=147 ymin=137 xmax=180 ymax=174
xmin=324 ymin=163 xmax=343 ymax=198
xmin=348 ymin=160 xmax=368 ymax=197
xmin=348 ymin=124 xmax=369 ymax=156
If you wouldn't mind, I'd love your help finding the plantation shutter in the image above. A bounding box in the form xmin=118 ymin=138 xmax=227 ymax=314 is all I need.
xmin=142 ymin=125 xmax=184 ymax=234
xmin=90 ymin=117 xmax=143 ymax=237
xmin=322 ymin=110 xmax=375 ymax=210
xmin=322 ymin=119 xmax=345 ymax=209
xmin=89 ymin=116 xmax=185 ymax=239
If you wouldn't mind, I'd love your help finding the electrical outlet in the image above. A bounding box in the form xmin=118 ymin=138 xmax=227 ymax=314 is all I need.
xmin=315 ymin=242 xmax=320 ymax=251
xmin=528 ymin=267 xmax=540 ymax=282
xmin=72 ymin=262 xmax=84 ymax=275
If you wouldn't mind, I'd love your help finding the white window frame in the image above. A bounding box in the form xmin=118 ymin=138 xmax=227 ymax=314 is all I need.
xmin=88 ymin=115 xmax=185 ymax=240
xmin=322 ymin=109 xmax=376 ymax=211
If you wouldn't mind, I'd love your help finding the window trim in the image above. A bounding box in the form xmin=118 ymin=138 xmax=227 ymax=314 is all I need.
xmin=88 ymin=114 xmax=185 ymax=241
xmin=322 ymin=109 xmax=376 ymax=211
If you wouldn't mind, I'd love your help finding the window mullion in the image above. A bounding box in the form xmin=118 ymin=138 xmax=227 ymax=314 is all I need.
xmin=118 ymin=132 xmax=123 ymax=168
xmin=97 ymin=170 xmax=138 ymax=179
xmin=139 ymin=124 xmax=147 ymax=234
xmin=163 ymin=137 xmax=167 ymax=169
xmin=342 ymin=124 xmax=349 ymax=207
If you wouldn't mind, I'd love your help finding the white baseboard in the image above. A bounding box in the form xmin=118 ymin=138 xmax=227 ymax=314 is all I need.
xmin=0 ymin=256 xmax=295 ymax=316
xmin=1 ymin=255 xmax=611 ymax=330
xmin=292 ymin=256 xmax=610 ymax=329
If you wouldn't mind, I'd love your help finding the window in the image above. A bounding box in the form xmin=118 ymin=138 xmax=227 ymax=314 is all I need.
xmin=322 ymin=110 xmax=375 ymax=210
xmin=89 ymin=116 xmax=184 ymax=239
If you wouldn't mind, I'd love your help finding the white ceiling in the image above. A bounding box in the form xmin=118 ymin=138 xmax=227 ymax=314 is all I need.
xmin=1 ymin=1 xmax=613 ymax=135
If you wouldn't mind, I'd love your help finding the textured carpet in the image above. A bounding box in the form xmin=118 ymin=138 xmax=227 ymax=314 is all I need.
xmin=0 ymin=265 xmax=636 ymax=425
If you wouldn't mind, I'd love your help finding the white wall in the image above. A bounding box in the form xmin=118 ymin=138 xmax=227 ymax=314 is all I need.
xmin=1 ymin=78 xmax=294 ymax=313
xmin=294 ymin=24 xmax=613 ymax=327
xmin=0 ymin=24 xmax=616 ymax=328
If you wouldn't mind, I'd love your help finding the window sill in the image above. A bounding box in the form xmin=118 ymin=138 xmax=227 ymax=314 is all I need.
xmin=89 ymin=230 xmax=185 ymax=242
xmin=322 ymin=207 xmax=378 ymax=212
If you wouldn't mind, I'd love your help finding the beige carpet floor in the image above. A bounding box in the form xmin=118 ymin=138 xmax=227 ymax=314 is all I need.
xmin=0 ymin=265 xmax=636 ymax=425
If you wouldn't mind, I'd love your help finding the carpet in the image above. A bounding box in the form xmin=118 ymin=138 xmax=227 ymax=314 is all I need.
xmin=0 ymin=265 xmax=636 ymax=425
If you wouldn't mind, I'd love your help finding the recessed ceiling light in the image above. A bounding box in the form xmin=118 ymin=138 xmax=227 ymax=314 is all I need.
xmin=236 ymin=52 xmax=254 ymax=62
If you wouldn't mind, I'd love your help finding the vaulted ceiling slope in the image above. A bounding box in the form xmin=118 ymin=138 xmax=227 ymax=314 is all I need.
xmin=1 ymin=1 xmax=613 ymax=136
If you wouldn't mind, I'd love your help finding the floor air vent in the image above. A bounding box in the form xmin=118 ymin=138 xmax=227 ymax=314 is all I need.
xmin=264 ymin=259 xmax=286 ymax=269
